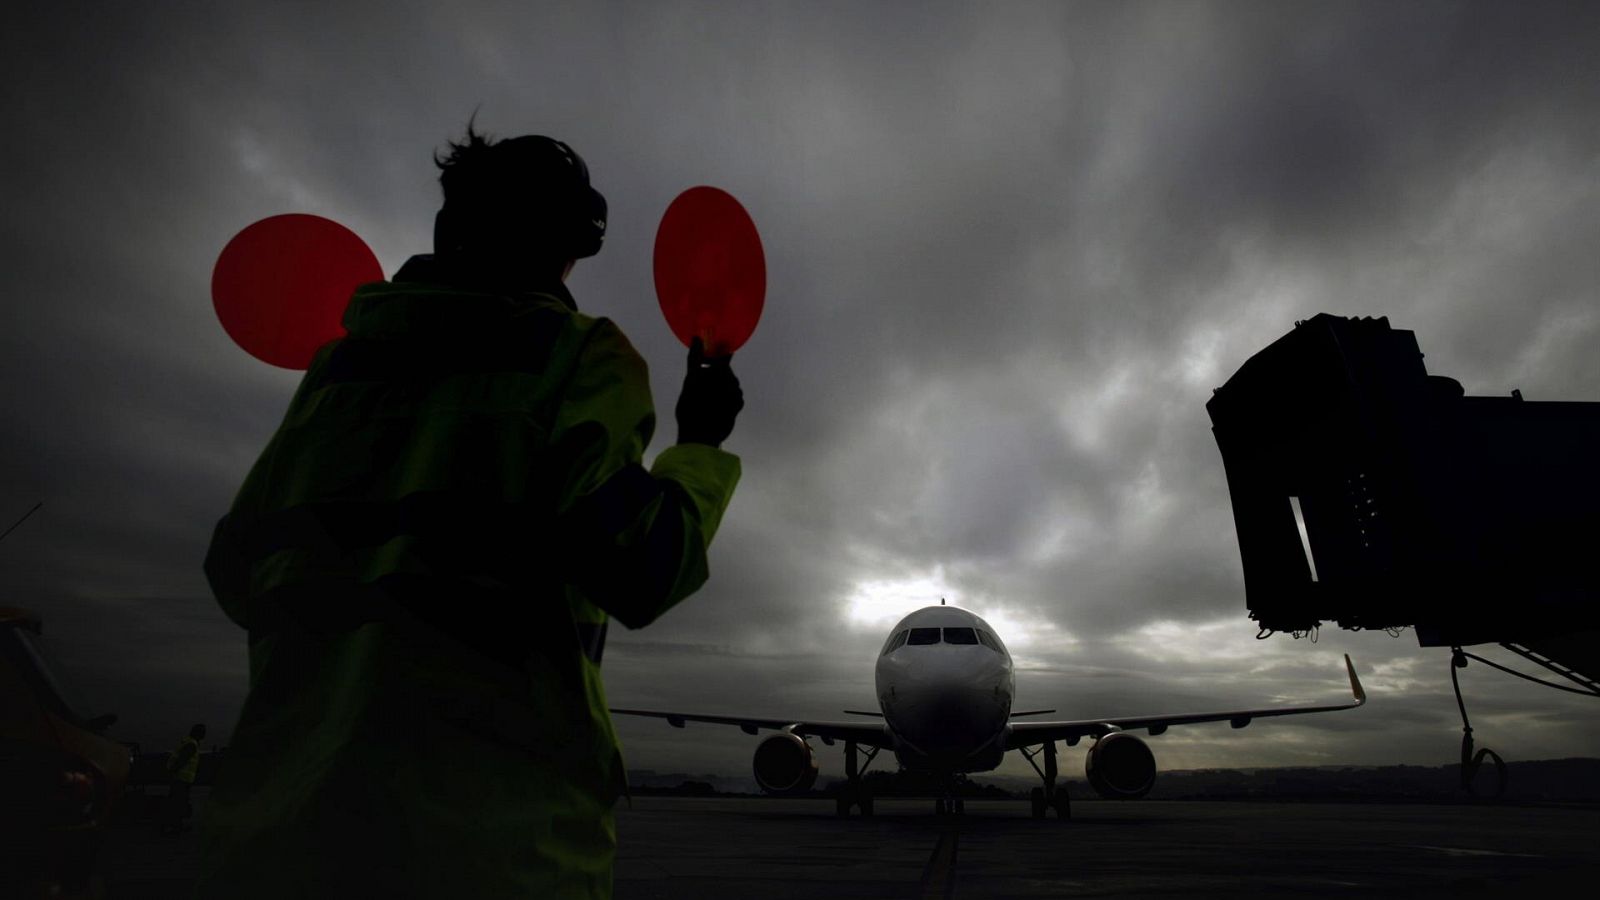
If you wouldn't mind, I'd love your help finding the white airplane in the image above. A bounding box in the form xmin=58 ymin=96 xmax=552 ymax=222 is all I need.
xmin=613 ymin=603 xmax=1366 ymax=818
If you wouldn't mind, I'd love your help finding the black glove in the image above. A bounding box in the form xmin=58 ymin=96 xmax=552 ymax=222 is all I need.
xmin=675 ymin=338 xmax=744 ymax=448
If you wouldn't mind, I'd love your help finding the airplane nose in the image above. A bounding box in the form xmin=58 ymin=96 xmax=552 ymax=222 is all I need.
xmin=889 ymin=659 xmax=1008 ymax=757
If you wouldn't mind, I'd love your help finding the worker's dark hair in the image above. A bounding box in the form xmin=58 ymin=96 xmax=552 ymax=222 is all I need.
xmin=432 ymin=120 xmax=607 ymax=262
xmin=190 ymin=723 xmax=206 ymax=739
xmin=432 ymin=118 xmax=507 ymax=201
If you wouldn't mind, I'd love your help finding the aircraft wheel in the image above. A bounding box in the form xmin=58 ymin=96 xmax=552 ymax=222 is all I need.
xmin=1052 ymin=791 xmax=1071 ymax=820
xmin=859 ymin=795 xmax=874 ymax=817
xmin=935 ymin=798 xmax=947 ymax=816
xmin=1029 ymin=787 xmax=1046 ymax=819
xmin=835 ymin=796 xmax=851 ymax=817
xmin=955 ymin=798 xmax=965 ymax=816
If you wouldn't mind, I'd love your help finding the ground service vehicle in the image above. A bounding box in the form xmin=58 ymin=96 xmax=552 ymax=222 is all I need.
xmin=1 ymin=607 xmax=130 ymax=898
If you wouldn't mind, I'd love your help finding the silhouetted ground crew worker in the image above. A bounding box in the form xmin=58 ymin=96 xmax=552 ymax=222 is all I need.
xmin=198 ymin=127 xmax=743 ymax=898
xmin=159 ymin=723 xmax=204 ymax=836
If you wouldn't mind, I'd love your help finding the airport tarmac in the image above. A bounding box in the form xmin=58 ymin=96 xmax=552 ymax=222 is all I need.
xmin=100 ymin=790 xmax=1600 ymax=897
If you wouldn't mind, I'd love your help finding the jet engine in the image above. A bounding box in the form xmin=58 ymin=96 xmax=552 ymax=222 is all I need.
xmin=752 ymin=733 xmax=819 ymax=794
xmin=1085 ymin=732 xmax=1156 ymax=799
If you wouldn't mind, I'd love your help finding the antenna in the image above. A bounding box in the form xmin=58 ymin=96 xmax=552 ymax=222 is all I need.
xmin=0 ymin=502 xmax=42 ymax=546
xmin=941 ymin=597 xmax=946 ymax=606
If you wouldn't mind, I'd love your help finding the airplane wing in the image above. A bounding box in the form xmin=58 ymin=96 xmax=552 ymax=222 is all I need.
xmin=1005 ymin=654 xmax=1366 ymax=750
xmin=609 ymin=708 xmax=896 ymax=750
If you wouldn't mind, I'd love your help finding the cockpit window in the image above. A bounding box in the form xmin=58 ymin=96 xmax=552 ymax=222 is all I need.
xmin=942 ymin=627 xmax=979 ymax=645
xmin=881 ymin=630 xmax=909 ymax=656
xmin=976 ymin=630 xmax=1000 ymax=651
xmin=907 ymin=627 xmax=941 ymax=645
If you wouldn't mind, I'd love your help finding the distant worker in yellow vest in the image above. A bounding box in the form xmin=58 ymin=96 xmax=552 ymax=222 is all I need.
xmin=198 ymin=126 xmax=744 ymax=898
xmin=160 ymin=723 xmax=204 ymax=836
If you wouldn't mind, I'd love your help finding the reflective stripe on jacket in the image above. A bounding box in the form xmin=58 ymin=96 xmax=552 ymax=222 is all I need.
xmin=198 ymin=256 xmax=740 ymax=898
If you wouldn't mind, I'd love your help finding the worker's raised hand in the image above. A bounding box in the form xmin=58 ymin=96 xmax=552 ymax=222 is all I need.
xmin=675 ymin=337 xmax=744 ymax=448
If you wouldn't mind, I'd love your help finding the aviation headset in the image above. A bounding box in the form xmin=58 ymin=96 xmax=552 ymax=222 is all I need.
xmin=435 ymin=134 xmax=608 ymax=261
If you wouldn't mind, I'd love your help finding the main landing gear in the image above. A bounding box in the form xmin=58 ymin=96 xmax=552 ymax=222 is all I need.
xmin=1019 ymin=740 xmax=1071 ymax=820
xmin=835 ymin=740 xmax=880 ymax=817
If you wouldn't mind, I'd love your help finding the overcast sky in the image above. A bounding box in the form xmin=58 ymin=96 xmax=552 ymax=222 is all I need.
xmin=3 ymin=1 xmax=1597 ymax=784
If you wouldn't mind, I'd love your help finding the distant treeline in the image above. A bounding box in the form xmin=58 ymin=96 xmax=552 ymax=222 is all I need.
xmin=126 ymin=753 xmax=1600 ymax=802
xmin=628 ymin=770 xmax=1015 ymax=798
xmin=628 ymin=759 xmax=1600 ymax=802
xmin=1140 ymin=758 xmax=1600 ymax=803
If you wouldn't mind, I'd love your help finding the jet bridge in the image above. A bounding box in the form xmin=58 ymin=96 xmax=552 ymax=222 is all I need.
xmin=1207 ymin=313 xmax=1600 ymax=688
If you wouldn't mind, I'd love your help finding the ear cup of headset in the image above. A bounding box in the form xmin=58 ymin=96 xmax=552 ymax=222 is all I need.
xmin=568 ymin=185 xmax=607 ymax=259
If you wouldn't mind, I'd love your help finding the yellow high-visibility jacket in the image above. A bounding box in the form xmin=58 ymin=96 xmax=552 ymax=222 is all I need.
xmin=198 ymin=256 xmax=740 ymax=899
xmin=167 ymin=736 xmax=200 ymax=784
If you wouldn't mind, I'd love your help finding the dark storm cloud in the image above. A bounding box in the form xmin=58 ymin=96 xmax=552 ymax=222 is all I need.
xmin=3 ymin=1 xmax=1597 ymax=774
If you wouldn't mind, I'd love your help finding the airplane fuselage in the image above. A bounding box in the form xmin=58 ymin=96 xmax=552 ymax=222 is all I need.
xmin=875 ymin=605 xmax=1014 ymax=773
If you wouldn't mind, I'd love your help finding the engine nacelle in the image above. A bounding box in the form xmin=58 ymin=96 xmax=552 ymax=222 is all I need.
xmin=752 ymin=733 xmax=819 ymax=795
xmin=1085 ymin=732 xmax=1156 ymax=799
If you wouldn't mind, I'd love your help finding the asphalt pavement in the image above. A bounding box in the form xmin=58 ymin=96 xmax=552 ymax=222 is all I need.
xmin=97 ymin=790 xmax=1600 ymax=898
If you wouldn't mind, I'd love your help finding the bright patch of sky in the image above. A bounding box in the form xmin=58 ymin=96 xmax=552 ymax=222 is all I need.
xmin=843 ymin=567 xmax=963 ymax=628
